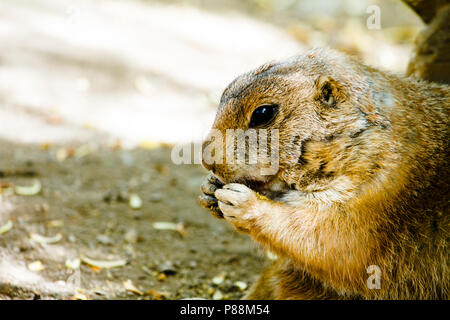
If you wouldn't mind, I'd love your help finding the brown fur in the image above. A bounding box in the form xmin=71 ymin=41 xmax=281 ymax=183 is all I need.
xmin=199 ymin=48 xmax=449 ymax=299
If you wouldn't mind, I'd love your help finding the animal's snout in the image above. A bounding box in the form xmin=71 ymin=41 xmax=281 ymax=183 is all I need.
xmin=201 ymin=140 xmax=216 ymax=173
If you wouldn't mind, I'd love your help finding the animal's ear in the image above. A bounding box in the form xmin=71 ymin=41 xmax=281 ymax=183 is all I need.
xmin=315 ymin=76 xmax=346 ymax=107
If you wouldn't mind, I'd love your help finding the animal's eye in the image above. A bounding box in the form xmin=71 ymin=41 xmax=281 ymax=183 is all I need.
xmin=321 ymin=82 xmax=335 ymax=106
xmin=249 ymin=104 xmax=278 ymax=128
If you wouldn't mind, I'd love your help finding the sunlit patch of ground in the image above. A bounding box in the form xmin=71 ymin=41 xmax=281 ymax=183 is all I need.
xmin=0 ymin=0 xmax=302 ymax=146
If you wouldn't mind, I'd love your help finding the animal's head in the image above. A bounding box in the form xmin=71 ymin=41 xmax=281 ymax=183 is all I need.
xmin=202 ymin=48 xmax=392 ymax=194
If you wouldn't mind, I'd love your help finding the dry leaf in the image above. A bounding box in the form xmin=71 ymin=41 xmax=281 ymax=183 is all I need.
xmin=65 ymin=258 xmax=81 ymax=270
xmin=81 ymin=256 xmax=127 ymax=269
xmin=28 ymin=260 xmax=44 ymax=272
xmin=144 ymin=289 xmax=170 ymax=300
xmin=72 ymin=293 xmax=88 ymax=300
xmin=30 ymin=233 xmax=62 ymax=244
xmin=15 ymin=179 xmax=42 ymax=196
xmin=153 ymin=221 xmax=178 ymax=231
xmin=176 ymin=223 xmax=187 ymax=237
xmin=152 ymin=221 xmax=186 ymax=237
xmin=0 ymin=220 xmax=13 ymax=235
xmin=123 ymin=279 xmax=143 ymax=295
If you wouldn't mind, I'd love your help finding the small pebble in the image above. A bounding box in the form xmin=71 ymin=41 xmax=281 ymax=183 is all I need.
xmin=129 ymin=194 xmax=142 ymax=209
xmin=28 ymin=261 xmax=44 ymax=272
xmin=158 ymin=261 xmax=177 ymax=275
xmin=212 ymin=290 xmax=224 ymax=300
xmin=65 ymin=258 xmax=81 ymax=270
xmin=96 ymin=234 xmax=113 ymax=245
xmin=157 ymin=273 xmax=167 ymax=281
xmin=212 ymin=273 xmax=226 ymax=285
xmin=234 ymin=281 xmax=248 ymax=291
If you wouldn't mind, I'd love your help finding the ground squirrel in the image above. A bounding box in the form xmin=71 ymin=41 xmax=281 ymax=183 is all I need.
xmin=199 ymin=48 xmax=449 ymax=299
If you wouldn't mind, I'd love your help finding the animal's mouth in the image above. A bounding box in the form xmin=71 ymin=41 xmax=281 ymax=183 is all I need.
xmin=212 ymin=172 xmax=289 ymax=193
xmin=241 ymin=179 xmax=270 ymax=192
xmin=233 ymin=176 xmax=279 ymax=193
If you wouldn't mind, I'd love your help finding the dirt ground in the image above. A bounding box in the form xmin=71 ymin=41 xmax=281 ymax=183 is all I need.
xmin=0 ymin=140 xmax=269 ymax=300
xmin=0 ymin=0 xmax=422 ymax=300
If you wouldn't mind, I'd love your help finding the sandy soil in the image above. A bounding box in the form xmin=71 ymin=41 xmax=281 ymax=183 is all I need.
xmin=0 ymin=140 xmax=269 ymax=299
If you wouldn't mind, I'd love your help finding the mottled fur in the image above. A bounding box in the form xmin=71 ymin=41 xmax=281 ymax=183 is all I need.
xmin=199 ymin=48 xmax=449 ymax=299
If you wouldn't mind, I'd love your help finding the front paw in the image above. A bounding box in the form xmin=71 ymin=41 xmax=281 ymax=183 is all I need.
xmin=198 ymin=173 xmax=224 ymax=218
xmin=214 ymin=183 xmax=261 ymax=233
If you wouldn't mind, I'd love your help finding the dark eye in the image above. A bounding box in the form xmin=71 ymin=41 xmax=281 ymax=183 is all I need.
xmin=249 ymin=104 xmax=278 ymax=128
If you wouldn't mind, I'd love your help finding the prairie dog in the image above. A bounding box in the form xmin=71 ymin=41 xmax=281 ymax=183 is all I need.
xmin=199 ymin=48 xmax=449 ymax=299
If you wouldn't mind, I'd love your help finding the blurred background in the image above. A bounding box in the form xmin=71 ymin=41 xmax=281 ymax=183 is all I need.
xmin=0 ymin=0 xmax=423 ymax=145
xmin=0 ymin=0 xmax=424 ymax=300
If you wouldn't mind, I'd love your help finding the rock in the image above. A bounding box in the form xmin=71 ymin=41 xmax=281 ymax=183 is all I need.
xmin=211 ymin=273 xmax=226 ymax=285
xmin=212 ymin=290 xmax=224 ymax=300
xmin=129 ymin=194 xmax=142 ymax=209
xmin=149 ymin=192 xmax=163 ymax=202
xmin=158 ymin=261 xmax=177 ymax=275
xmin=96 ymin=234 xmax=113 ymax=245
xmin=234 ymin=281 xmax=248 ymax=292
